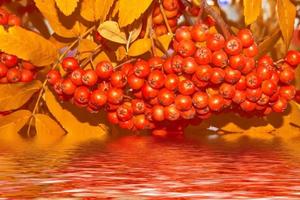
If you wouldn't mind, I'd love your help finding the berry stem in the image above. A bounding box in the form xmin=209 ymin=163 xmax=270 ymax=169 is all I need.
xmin=80 ymin=45 xmax=102 ymax=69
xmin=26 ymin=26 xmax=95 ymax=136
xmin=202 ymin=0 xmax=231 ymax=40
xmin=158 ymin=0 xmax=173 ymax=34
xmin=114 ymin=58 xmax=137 ymax=69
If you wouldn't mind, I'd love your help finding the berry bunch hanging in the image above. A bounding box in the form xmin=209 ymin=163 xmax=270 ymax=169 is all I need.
xmin=47 ymin=19 xmax=300 ymax=134
xmin=0 ymin=8 xmax=37 ymax=84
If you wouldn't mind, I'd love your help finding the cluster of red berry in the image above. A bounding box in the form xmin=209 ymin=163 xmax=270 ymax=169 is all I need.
xmin=47 ymin=21 xmax=300 ymax=134
xmin=0 ymin=8 xmax=37 ymax=84
xmin=0 ymin=7 xmax=21 ymax=26
xmin=152 ymin=0 xmax=181 ymax=36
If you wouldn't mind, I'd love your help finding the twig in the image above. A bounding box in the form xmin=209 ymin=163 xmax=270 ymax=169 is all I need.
xmin=202 ymin=0 xmax=231 ymax=39
xmin=80 ymin=45 xmax=102 ymax=69
xmin=26 ymin=26 xmax=95 ymax=136
xmin=126 ymin=32 xmax=133 ymax=53
xmin=158 ymin=0 xmax=173 ymax=34
xmin=114 ymin=58 xmax=137 ymax=70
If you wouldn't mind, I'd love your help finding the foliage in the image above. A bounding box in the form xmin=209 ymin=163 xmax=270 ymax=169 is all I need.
xmin=0 ymin=0 xmax=299 ymax=145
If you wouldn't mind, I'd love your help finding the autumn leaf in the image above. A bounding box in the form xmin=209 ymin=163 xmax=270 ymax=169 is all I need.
xmin=55 ymin=0 xmax=79 ymax=16
xmin=98 ymin=21 xmax=127 ymax=44
xmin=35 ymin=0 xmax=81 ymax=38
xmin=78 ymin=39 xmax=98 ymax=60
xmin=156 ymin=34 xmax=173 ymax=52
xmin=45 ymin=88 xmax=108 ymax=136
xmin=34 ymin=114 xmax=66 ymax=147
xmin=128 ymin=21 xmax=143 ymax=44
xmin=257 ymin=29 xmax=281 ymax=58
xmin=0 ymin=110 xmax=31 ymax=133
xmin=80 ymin=0 xmax=115 ymax=22
xmin=243 ymin=0 xmax=262 ymax=25
xmin=128 ymin=38 xmax=151 ymax=56
xmin=0 ymin=26 xmax=57 ymax=66
xmin=115 ymin=46 xmax=127 ymax=61
xmin=0 ymin=81 xmax=42 ymax=112
xmin=277 ymin=0 xmax=296 ymax=48
xmin=118 ymin=0 xmax=153 ymax=27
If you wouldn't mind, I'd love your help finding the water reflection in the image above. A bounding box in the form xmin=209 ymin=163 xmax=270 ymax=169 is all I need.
xmin=1 ymin=135 xmax=300 ymax=199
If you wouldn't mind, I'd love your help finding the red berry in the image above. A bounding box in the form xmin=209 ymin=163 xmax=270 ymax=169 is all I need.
xmin=110 ymin=71 xmax=127 ymax=88
xmin=241 ymin=57 xmax=255 ymax=75
xmin=177 ymin=39 xmax=196 ymax=57
xmin=54 ymin=79 xmax=64 ymax=95
xmin=208 ymin=95 xmax=224 ymax=112
xmin=132 ymin=99 xmax=145 ymax=114
xmin=62 ymin=57 xmax=79 ymax=72
xmin=191 ymin=24 xmax=209 ymax=42
xmin=107 ymin=112 xmax=119 ymax=124
xmin=279 ymin=68 xmax=295 ymax=84
xmin=195 ymin=64 xmax=212 ymax=81
xmin=235 ymin=76 xmax=247 ymax=90
xmin=6 ymin=68 xmax=21 ymax=83
xmin=261 ymin=80 xmax=276 ymax=96
xmin=272 ymin=97 xmax=287 ymax=113
xmin=148 ymin=70 xmax=165 ymax=89
xmin=246 ymin=73 xmax=261 ymax=89
xmin=22 ymin=61 xmax=35 ymax=70
xmin=243 ymin=43 xmax=258 ymax=57
xmin=163 ymin=0 xmax=179 ymax=11
xmin=148 ymin=56 xmax=164 ymax=69
xmin=165 ymin=74 xmax=179 ymax=90
xmin=194 ymin=47 xmax=212 ymax=65
xmin=8 ymin=14 xmax=21 ymax=26
xmin=128 ymin=74 xmax=144 ymax=90
xmin=182 ymin=57 xmax=198 ymax=74
xmin=224 ymin=67 xmax=241 ymax=84
xmin=1 ymin=54 xmax=18 ymax=68
xmin=237 ymin=29 xmax=254 ymax=48
xmin=152 ymin=105 xmax=165 ymax=122
xmin=163 ymin=58 xmax=174 ymax=74
xmin=74 ymin=86 xmax=90 ymax=105
xmin=0 ymin=63 xmax=8 ymax=77
xmin=229 ymin=54 xmax=245 ymax=70
xmin=133 ymin=115 xmax=148 ymax=130
xmin=171 ymin=55 xmax=184 ymax=74
xmin=258 ymin=55 xmax=273 ymax=68
xmin=285 ymin=50 xmax=300 ymax=67
xmin=70 ymin=68 xmax=85 ymax=86
xmin=82 ymin=69 xmax=98 ymax=86
xmin=117 ymin=103 xmax=133 ymax=122
xmin=96 ymin=61 xmax=113 ymax=79
xmin=279 ymin=85 xmax=296 ymax=101
xmin=257 ymin=94 xmax=270 ymax=106
xmin=0 ymin=8 xmax=9 ymax=25
xmin=212 ymin=50 xmax=228 ymax=67
xmin=62 ymin=78 xmax=76 ymax=95
xmin=98 ymin=82 xmax=110 ymax=93
xmin=178 ymin=79 xmax=195 ymax=95
xmin=20 ymin=69 xmax=34 ymax=82
xmin=141 ymin=83 xmax=159 ymax=100
xmin=219 ymin=83 xmax=235 ymax=99
xmin=181 ymin=107 xmax=196 ymax=119
xmin=210 ymin=68 xmax=225 ymax=85
xmin=232 ymin=90 xmax=246 ymax=104
xmin=256 ymin=65 xmax=273 ymax=81
xmin=47 ymin=69 xmax=61 ymax=85
xmin=224 ymin=37 xmax=243 ymax=55
xmin=107 ymin=88 xmax=123 ymax=104
xmin=164 ymin=104 xmax=180 ymax=121
xmin=175 ymin=95 xmax=192 ymax=111
xmin=175 ymin=26 xmax=192 ymax=41
xmin=89 ymin=89 xmax=107 ymax=109
xmin=192 ymin=92 xmax=209 ymax=109
xmin=158 ymin=88 xmax=175 ymax=106
xmin=240 ymin=100 xmax=256 ymax=112
xmin=133 ymin=59 xmax=150 ymax=78
xmin=207 ymin=33 xmax=225 ymax=51
xmin=246 ymin=88 xmax=262 ymax=102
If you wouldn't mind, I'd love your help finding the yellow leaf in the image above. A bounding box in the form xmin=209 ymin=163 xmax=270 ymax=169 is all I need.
xmin=243 ymin=0 xmax=262 ymax=25
xmin=35 ymin=0 xmax=80 ymax=38
xmin=0 ymin=110 xmax=31 ymax=133
xmin=80 ymin=0 xmax=115 ymax=22
xmin=78 ymin=39 xmax=98 ymax=60
xmin=55 ymin=0 xmax=79 ymax=16
xmin=118 ymin=0 xmax=153 ymax=27
xmin=45 ymin=88 xmax=107 ymax=136
xmin=98 ymin=21 xmax=127 ymax=44
xmin=157 ymin=34 xmax=173 ymax=51
xmin=93 ymin=51 xmax=111 ymax=64
xmin=34 ymin=114 xmax=65 ymax=147
xmin=0 ymin=81 xmax=42 ymax=112
xmin=0 ymin=26 xmax=57 ymax=66
xmin=115 ymin=46 xmax=127 ymax=61
xmin=128 ymin=38 xmax=151 ymax=56
xmin=277 ymin=0 xmax=296 ymax=48
xmin=257 ymin=29 xmax=281 ymax=58
xmin=128 ymin=21 xmax=143 ymax=43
